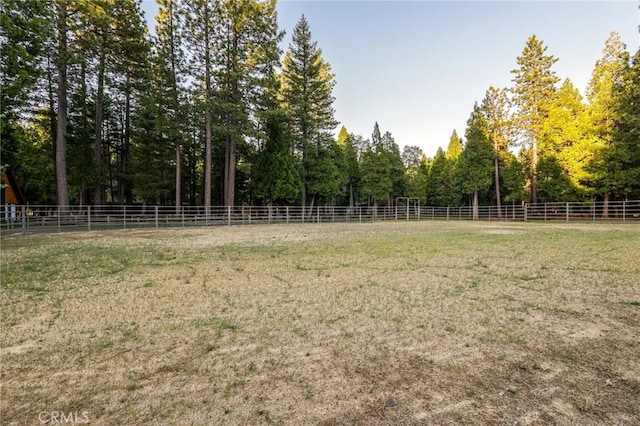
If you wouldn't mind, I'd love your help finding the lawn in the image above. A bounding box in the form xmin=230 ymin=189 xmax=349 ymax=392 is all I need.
xmin=1 ymin=221 xmax=639 ymax=425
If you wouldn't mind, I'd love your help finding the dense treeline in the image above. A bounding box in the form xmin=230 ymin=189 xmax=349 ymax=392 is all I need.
xmin=1 ymin=1 xmax=639 ymax=210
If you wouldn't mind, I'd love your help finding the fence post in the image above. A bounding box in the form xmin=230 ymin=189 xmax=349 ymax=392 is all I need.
xmin=88 ymin=205 xmax=91 ymax=231
xmin=566 ymin=202 xmax=569 ymax=223
xmin=359 ymin=207 xmax=362 ymax=223
xmin=21 ymin=205 xmax=26 ymax=233
xmin=623 ymin=201 xmax=626 ymax=223
xmin=58 ymin=206 xmax=61 ymax=232
xmin=228 ymin=206 xmax=231 ymax=226
xmin=155 ymin=206 xmax=159 ymax=229
xmin=317 ymin=206 xmax=320 ymax=223
xmin=182 ymin=206 xmax=185 ymax=227
xmin=124 ymin=205 xmax=127 ymax=229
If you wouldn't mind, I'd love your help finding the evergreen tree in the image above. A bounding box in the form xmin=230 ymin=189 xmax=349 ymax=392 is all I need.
xmin=77 ymin=0 xmax=109 ymax=205
xmin=252 ymin=109 xmax=301 ymax=205
xmin=55 ymin=0 xmax=71 ymax=208
xmin=280 ymin=15 xmax=337 ymax=209
xmin=480 ymin=86 xmax=511 ymax=213
xmin=305 ymin=142 xmax=343 ymax=206
xmin=445 ymin=129 xmax=462 ymax=160
xmin=502 ymin=152 xmax=528 ymax=205
xmin=539 ymin=78 xmax=590 ymax=201
xmin=337 ymin=127 xmax=360 ymax=208
xmin=0 ymin=0 xmax=52 ymax=201
xmin=131 ymin=86 xmax=175 ymax=204
xmin=112 ymin=0 xmax=151 ymax=204
xmin=0 ymin=0 xmax=51 ymax=122
xmin=74 ymin=0 xmax=150 ymax=205
xmin=182 ymin=0 xmax=216 ymax=209
xmin=382 ymin=130 xmax=405 ymax=205
xmin=212 ymin=0 xmax=283 ymax=206
xmin=536 ymin=156 xmax=578 ymax=202
xmin=605 ymin=48 xmax=640 ymax=200
xmin=443 ymin=129 xmax=462 ymax=206
xmin=155 ymin=0 xmax=186 ymax=211
xmin=360 ymin=123 xmax=391 ymax=209
xmin=425 ymin=147 xmax=450 ymax=206
xmin=511 ymin=35 xmax=560 ymax=203
xmin=403 ymin=146 xmax=428 ymax=204
xmin=10 ymin=111 xmax=57 ymax=204
xmin=457 ymin=104 xmax=494 ymax=219
xmin=586 ymin=32 xmax=630 ymax=209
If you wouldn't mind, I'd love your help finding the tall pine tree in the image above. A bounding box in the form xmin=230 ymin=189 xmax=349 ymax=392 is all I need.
xmin=457 ymin=104 xmax=494 ymax=219
xmin=511 ymin=35 xmax=559 ymax=203
xmin=280 ymin=15 xmax=337 ymax=210
xmin=480 ymin=86 xmax=511 ymax=214
xmin=586 ymin=32 xmax=630 ymax=210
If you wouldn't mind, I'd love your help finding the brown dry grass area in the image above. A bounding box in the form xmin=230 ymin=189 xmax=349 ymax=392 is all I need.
xmin=1 ymin=221 xmax=639 ymax=425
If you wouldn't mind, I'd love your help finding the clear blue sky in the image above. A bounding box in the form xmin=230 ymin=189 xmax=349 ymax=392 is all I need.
xmin=142 ymin=0 xmax=640 ymax=157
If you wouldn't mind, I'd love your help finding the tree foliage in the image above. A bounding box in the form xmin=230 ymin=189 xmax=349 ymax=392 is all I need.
xmin=2 ymin=6 xmax=639 ymax=211
xmin=280 ymin=14 xmax=337 ymax=208
xmin=457 ymin=104 xmax=494 ymax=218
xmin=511 ymin=35 xmax=560 ymax=203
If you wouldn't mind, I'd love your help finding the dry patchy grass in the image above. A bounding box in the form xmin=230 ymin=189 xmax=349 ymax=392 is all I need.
xmin=1 ymin=221 xmax=639 ymax=425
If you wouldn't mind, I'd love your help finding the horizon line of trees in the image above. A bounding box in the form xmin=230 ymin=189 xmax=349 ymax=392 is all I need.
xmin=2 ymin=0 xmax=639 ymax=213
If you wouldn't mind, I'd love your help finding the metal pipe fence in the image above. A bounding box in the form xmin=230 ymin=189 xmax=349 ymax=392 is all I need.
xmin=1 ymin=200 xmax=639 ymax=235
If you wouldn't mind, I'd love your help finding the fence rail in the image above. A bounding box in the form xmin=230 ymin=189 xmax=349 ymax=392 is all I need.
xmin=2 ymin=201 xmax=639 ymax=234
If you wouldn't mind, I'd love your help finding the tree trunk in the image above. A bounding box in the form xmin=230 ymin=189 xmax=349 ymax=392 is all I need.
xmin=531 ymin=139 xmax=538 ymax=204
xmin=80 ymin=60 xmax=90 ymax=204
xmin=47 ymin=55 xmax=56 ymax=164
xmin=94 ymin=49 xmax=105 ymax=206
xmin=301 ymin=181 xmax=306 ymax=220
xmin=121 ymin=80 xmax=131 ymax=204
xmin=494 ymin=142 xmax=502 ymax=218
xmin=203 ymin=7 xmax=212 ymax=210
xmin=55 ymin=0 xmax=69 ymax=209
xmin=175 ymin=144 xmax=181 ymax=214
xmin=205 ymin=103 xmax=212 ymax=209
xmin=107 ymin=140 xmax=115 ymax=203
xmin=224 ymin=129 xmax=236 ymax=206
xmin=308 ymin=194 xmax=315 ymax=221
xmin=169 ymin=4 xmax=181 ymax=214
xmin=473 ymin=190 xmax=479 ymax=221
xmin=349 ymin=182 xmax=354 ymax=209
xmin=223 ymin=27 xmax=239 ymax=208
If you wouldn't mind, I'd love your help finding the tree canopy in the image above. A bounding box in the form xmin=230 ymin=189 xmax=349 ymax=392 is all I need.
xmin=1 ymin=2 xmax=638 ymax=212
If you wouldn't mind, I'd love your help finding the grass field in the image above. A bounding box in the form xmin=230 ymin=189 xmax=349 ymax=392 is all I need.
xmin=1 ymin=221 xmax=639 ymax=425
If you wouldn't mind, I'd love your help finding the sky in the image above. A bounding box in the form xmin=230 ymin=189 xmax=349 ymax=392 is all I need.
xmin=141 ymin=0 xmax=640 ymax=157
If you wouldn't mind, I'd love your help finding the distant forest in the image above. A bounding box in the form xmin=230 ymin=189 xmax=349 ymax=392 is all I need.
xmin=2 ymin=0 xmax=639 ymax=210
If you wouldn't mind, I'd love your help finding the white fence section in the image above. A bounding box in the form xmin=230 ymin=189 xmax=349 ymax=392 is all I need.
xmin=1 ymin=201 xmax=639 ymax=234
